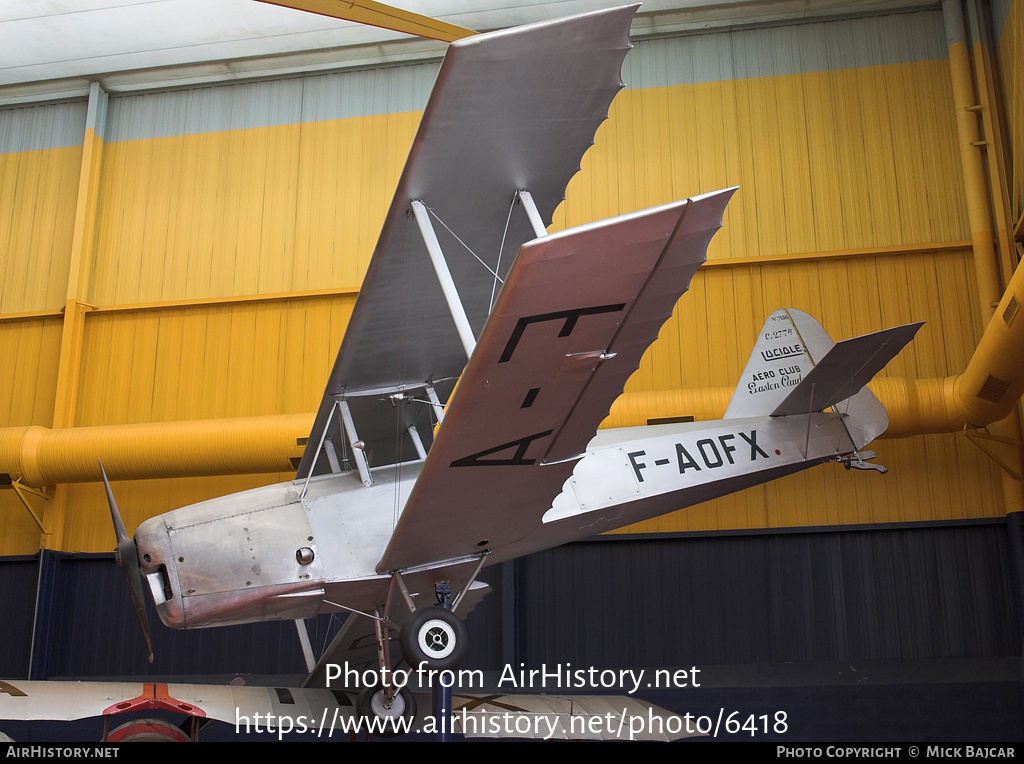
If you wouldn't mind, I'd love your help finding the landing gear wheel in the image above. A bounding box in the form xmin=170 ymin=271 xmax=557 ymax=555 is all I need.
xmin=356 ymin=685 xmax=417 ymax=738
xmin=400 ymin=606 xmax=468 ymax=671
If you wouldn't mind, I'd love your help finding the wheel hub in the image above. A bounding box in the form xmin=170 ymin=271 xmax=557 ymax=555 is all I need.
xmin=418 ymin=619 xmax=456 ymax=659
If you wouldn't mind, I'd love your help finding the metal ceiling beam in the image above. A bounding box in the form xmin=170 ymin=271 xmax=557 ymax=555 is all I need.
xmin=254 ymin=0 xmax=476 ymax=41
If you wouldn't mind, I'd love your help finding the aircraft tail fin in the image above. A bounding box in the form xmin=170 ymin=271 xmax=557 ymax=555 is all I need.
xmin=724 ymin=308 xmax=835 ymax=419
xmin=724 ymin=309 xmax=922 ymax=449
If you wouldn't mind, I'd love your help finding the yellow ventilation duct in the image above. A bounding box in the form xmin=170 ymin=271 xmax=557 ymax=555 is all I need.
xmin=4 ymin=289 xmax=1024 ymax=489
xmin=953 ymin=271 xmax=1024 ymax=427
xmin=0 ymin=414 xmax=311 ymax=488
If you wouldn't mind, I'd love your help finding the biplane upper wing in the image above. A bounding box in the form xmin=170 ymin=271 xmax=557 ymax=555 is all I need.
xmin=297 ymin=6 xmax=638 ymax=477
xmin=378 ymin=188 xmax=736 ymax=572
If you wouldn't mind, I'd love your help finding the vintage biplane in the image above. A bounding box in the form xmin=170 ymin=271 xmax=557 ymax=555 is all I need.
xmin=82 ymin=3 xmax=922 ymax=729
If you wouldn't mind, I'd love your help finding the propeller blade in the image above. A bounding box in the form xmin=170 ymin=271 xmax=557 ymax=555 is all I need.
xmin=254 ymin=0 xmax=476 ymax=42
xmin=99 ymin=461 xmax=155 ymax=664
xmin=100 ymin=462 xmax=130 ymax=547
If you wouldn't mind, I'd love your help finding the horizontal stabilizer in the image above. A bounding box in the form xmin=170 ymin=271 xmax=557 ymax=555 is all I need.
xmin=770 ymin=322 xmax=923 ymax=416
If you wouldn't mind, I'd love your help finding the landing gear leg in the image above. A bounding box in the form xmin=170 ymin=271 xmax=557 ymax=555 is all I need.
xmin=433 ymin=583 xmax=454 ymax=743
xmin=355 ymin=683 xmax=416 ymax=738
xmin=399 ymin=582 xmax=466 ymax=740
xmin=392 ymin=559 xmax=485 ymax=741
xmin=358 ymin=600 xmax=417 ymax=736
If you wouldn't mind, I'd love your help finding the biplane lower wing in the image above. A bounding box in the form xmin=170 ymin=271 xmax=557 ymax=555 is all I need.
xmin=0 ymin=679 xmax=694 ymax=741
xmin=377 ymin=188 xmax=736 ymax=572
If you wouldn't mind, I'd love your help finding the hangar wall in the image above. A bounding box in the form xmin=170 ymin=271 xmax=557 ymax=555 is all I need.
xmin=2 ymin=522 xmax=1020 ymax=740
xmin=3 ymin=522 xmax=1019 ymax=677
xmin=0 ymin=5 xmax=1017 ymax=556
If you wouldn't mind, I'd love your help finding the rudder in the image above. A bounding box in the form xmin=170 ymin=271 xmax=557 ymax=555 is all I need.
xmin=724 ymin=308 xmax=835 ymax=419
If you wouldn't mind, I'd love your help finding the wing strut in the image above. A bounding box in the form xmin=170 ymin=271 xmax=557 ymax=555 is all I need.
xmin=412 ymin=200 xmax=478 ymax=359
xmin=339 ymin=400 xmax=373 ymax=486
xmin=407 ymin=425 xmax=427 ymax=459
xmin=517 ymin=190 xmax=549 ymax=239
xmin=426 ymin=385 xmax=445 ymax=424
xmin=301 ymin=401 xmax=339 ymax=498
xmin=412 ymin=190 xmax=555 ymax=363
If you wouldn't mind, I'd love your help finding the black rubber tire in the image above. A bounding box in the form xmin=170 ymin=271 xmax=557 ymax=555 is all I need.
xmin=356 ymin=685 xmax=417 ymax=738
xmin=399 ymin=605 xmax=468 ymax=671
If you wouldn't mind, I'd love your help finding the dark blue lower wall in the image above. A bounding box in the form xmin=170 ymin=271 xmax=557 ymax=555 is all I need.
xmin=1 ymin=520 xmax=1021 ymax=740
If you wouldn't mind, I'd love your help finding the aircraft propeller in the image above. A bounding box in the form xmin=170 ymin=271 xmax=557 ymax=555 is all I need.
xmin=99 ymin=461 xmax=154 ymax=664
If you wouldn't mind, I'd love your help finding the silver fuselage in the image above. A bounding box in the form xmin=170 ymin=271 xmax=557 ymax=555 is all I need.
xmin=134 ymin=409 xmax=867 ymax=629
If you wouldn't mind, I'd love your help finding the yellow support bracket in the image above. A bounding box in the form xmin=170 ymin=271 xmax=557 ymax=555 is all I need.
xmin=963 ymin=428 xmax=1024 ymax=482
xmin=6 ymin=480 xmax=49 ymax=534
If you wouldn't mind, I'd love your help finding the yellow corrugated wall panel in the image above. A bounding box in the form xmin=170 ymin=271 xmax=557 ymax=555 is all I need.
xmin=625 ymin=257 xmax=977 ymax=406
xmin=58 ymin=294 xmax=354 ymax=550
xmin=0 ymin=490 xmax=49 ymax=555
xmin=0 ymin=318 xmax=62 ymax=429
xmin=75 ymin=296 xmax=354 ymax=427
xmin=0 ymin=147 xmax=82 ymax=313
xmin=554 ymin=59 xmax=968 ymax=256
xmin=89 ymin=114 xmax=418 ymax=305
xmin=0 ymin=317 xmax=62 ymax=554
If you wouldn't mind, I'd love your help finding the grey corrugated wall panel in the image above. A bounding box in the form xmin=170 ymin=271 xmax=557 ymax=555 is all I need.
xmin=991 ymin=0 xmax=1012 ymax=42
xmin=0 ymin=100 xmax=86 ymax=154
xmin=622 ymin=10 xmax=947 ymax=89
xmin=102 ymin=9 xmax=950 ymax=144
xmin=106 ymin=62 xmax=440 ymax=142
